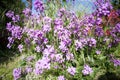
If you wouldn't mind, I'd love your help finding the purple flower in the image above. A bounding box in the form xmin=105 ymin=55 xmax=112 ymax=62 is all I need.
xmin=34 ymin=0 xmax=44 ymax=12
xmin=115 ymin=23 xmax=120 ymax=33
xmin=43 ymin=16 xmax=52 ymax=25
xmin=26 ymin=56 xmax=34 ymax=62
xmin=42 ymin=25 xmax=51 ymax=33
xmin=95 ymin=26 xmax=104 ymax=37
xmin=11 ymin=25 xmax=23 ymax=39
xmin=87 ymin=38 xmax=97 ymax=47
xmin=75 ymin=40 xmax=83 ymax=50
xmin=82 ymin=64 xmax=93 ymax=75
xmin=25 ymin=66 xmax=32 ymax=73
xmin=22 ymin=8 xmax=31 ymax=17
xmin=34 ymin=57 xmax=51 ymax=75
xmin=66 ymin=53 xmax=74 ymax=61
xmin=6 ymin=22 xmax=12 ymax=31
xmin=96 ymin=50 xmax=101 ymax=54
xmin=43 ymin=45 xmax=56 ymax=57
xmin=35 ymin=46 xmax=41 ymax=52
xmin=18 ymin=44 xmax=23 ymax=53
xmin=12 ymin=15 xmax=20 ymax=22
xmin=58 ymin=75 xmax=65 ymax=80
xmin=96 ymin=17 xmax=102 ymax=25
xmin=13 ymin=68 xmax=21 ymax=80
xmin=112 ymin=59 xmax=120 ymax=66
xmin=6 ymin=10 xmax=14 ymax=18
xmin=55 ymin=54 xmax=64 ymax=63
xmin=67 ymin=66 xmax=76 ymax=75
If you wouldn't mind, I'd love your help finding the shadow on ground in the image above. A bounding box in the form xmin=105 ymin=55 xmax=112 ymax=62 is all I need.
xmin=97 ymin=72 xmax=120 ymax=80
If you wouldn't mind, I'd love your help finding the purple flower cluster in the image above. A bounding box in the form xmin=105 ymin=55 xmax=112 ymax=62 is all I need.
xmin=112 ymin=59 xmax=120 ymax=66
xmin=6 ymin=10 xmax=20 ymax=22
xmin=22 ymin=8 xmax=31 ymax=17
xmin=6 ymin=10 xmax=14 ymax=18
xmin=82 ymin=64 xmax=93 ymax=75
xmin=34 ymin=0 xmax=44 ymax=12
xmin=6 ymin=22 xmax=23 ymax=48
xmin=18 ymin=44 xmax=23 ymax=53
xmin=94 ymin=0 xmax=113 ymax=17
xmin=34 ymin=57 xmax=50 ymax=75
xmin=58 ymin=75 xmax=66 ymax=80
xmin=13 ymin=68 xmax=21 ymax=80
xmin=94 ymin=26 xmax=104 ymax=37
xmin=25 ymin=66 xmax=33 ymax=73
xmin=67 ymin=66 xmax=76 ymax=75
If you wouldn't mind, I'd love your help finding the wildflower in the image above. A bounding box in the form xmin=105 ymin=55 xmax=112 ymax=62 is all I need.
xmin=66 ymin=53 xmax=74 ymax=61
xmin=96 ymin=50 xmax=101 ymax=54
xmin=95 ymin=26 xmax=104 ymax=37
xmin=13 ymin=68 xmax=21 ymax=80
xmin=82 ymin=64 xmax=93 ymax=75
xmin=112 ymin=59 xmax=120 ymax=66
xmin=22 ymin=8 xmax=31 ymax=17
xmin=26 ymin=56 xmax=34 ymax=62
xmin=25 ymin=66 xmax=32 ymax=73
xmin=67 ymin=66 xmax=76 ymax=75
xmin=75 ymin=40 xmax=83 ymax=50
xmin=12 ymin=15 xmax=20 ymax=22
xmin=58 ymin=75 xmax=65 ymax=80
xmin=42 ymin=25 xmax=51 ymax=33
xmin=6 ymin=10 xmax=14 ymax=18
xmin=87 ymin=38 xmax=96 ymax=47
xmin=18 ymin=44 xmax=23 ymax=53
xmin=34 ymin=0 xmax=44 ymax=12
xmin=35 ymin=46 xmax=41 ymax=52
xmin=34 ymin=57 xmax=51 ymax=75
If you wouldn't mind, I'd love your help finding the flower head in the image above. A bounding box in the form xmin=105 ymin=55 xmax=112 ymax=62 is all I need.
xmin=67 ymin=66 xmax=76 ymax=75
xmin=58 ymin=75 xmax=65 ymax=80
xmin=82 ymin=64 xmax=93 ymax=75
xmin=13 ymin=68 xmax=21 ymax=80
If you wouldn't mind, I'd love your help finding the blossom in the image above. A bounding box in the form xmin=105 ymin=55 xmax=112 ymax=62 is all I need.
xmin=75 ymin=40 xmax=83 ymax=50
xmin=115 ymin=23 xmax=120 ymax=33
xmin=34 ymin=57 xmax=51 ymax=75
xmin=42 ymin=25 xmax=51 ymax=33
xmin=13 ymin=68 xmax=21 ymax=80
xmin=35 ymin=46 xmax=41 ymax=52
xmin=55 ymin=54 xmax=64 ymax=63
xmin=87 ymin=38 xmax=97 ymax=47
xmin=66 ymin=53 xmax=74 ymax=61
xmin=34 ymin=0 xmax=44 ymax=12
xmin=58 ymin=75 xmax=65 ymax=80
xmin=25 ymin=66 xmax=32 ymax=73
xmin=12 ymin=15 xmax=20 ymax=22
xmin=18 ymin=44 xmax=23 ymax=53
xmin=6 ymin=10 xmax=14 ymax=18
xmin=26 ymin=56 xmax=34 ymax=62
xmin=67 ymin=66 xmax=76 ymax=75
xmin=112 ymin=59 xmax=120 ymax=66
xmin=96 ymin=50 xmax=101 ymax=54
xmin=22 ymin=8 xmax=31 ymax=17
xmin=82 ymin=64 xmax=93 ymax=75
xmin=95 ymin=26 xmax=104 ymax=37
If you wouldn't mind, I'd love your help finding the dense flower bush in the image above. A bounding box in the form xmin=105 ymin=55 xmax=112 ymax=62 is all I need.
xmin=6 ymin=0 xmax=120 ymax=80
